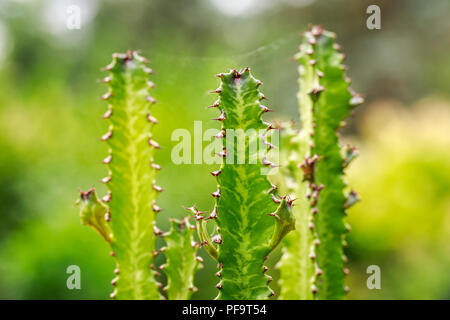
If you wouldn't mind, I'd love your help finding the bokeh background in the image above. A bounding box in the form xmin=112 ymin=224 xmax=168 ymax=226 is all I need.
xmin=0 ymin=0 xmax=449 ymax=299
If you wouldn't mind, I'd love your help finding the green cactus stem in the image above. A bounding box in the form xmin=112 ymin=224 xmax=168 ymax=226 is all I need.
xmin=78 ymin=51 xmax=162 ymax=299
xmin=278 ymin=26 xmax=362 ymax=300
xmin=193 ymin=69 xmax=296 ymax=300
xmin=161 ymin=217 xmax=203 ymax=300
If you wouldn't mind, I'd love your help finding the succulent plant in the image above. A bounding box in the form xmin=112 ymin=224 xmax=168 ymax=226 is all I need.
xmin=190 ymin=69 xmax=295 ymax=300
xmin=76 ymin=51 xmax=199 ymax=300
xmin=277 ymin=26 xmax=362 ymax=300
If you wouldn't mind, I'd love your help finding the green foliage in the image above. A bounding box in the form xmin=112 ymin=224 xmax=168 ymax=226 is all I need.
xmin=278 ymin=26 xmax=362 ymax=300
xmin=194 ymin=69 xmax=295 ymax=300
xmin=162 ymin=218 xmax=203 ymax=300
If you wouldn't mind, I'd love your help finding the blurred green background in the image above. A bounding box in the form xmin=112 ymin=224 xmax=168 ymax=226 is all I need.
xmin=0 ymin=0 xmax=449 ymax=299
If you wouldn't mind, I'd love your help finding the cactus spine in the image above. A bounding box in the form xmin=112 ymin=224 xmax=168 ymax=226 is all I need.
xmin=278 ymin=26 xmax=362 ymax=300
xmin=77 ymin=51 xmax=199 ymax=300
xmin=193 ymin=69 xmax=295 ymax=300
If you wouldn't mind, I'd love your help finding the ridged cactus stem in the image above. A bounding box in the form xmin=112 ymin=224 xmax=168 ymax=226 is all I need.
xmin=278 ymin=26 xmax=362 ymax=300
xmin=161 ymin=217 xmax=202 ymax=300
xmin=78 ymin=51 xmax=162 ymax=300
xmin=192 ymin=69 xmax=295 ymax=300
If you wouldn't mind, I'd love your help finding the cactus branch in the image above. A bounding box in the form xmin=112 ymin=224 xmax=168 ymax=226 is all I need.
xmin=197 ymin=69 xmax=295 ymax=300
xmin=163 ymin=217 xmax=202 ymax=300
xmin=78 ymin=51 xmax=162 ymax=300
xmin=278 ymin=26 xmax=362 ymax=300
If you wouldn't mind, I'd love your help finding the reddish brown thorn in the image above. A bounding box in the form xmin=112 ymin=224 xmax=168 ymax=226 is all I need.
xmin=211 ymin=189 xmax=221 ymax=198
xmin=311 ymin=25 xmax=323 ymax=36
xmin=208 ymin=101 xmax=220 ymax=108
xmin=216 ymin=271 xmax=222 ymax=277
xmin=212 ymin=234 xmax=222 ymax=244
xmin=101 ymin=76 xmax=112 ymax=83
xmin=210 ymin=169 xmax=222 ymax=177
xmin=208 ymin=206 xmax=218 ymax=219
xmin=262 ymin=158 xmax=274 ymax=167
xmin=267 ymin=183 xmax=277 ymax=193
xmin=101 ymin=131 xmax=113 ymax=141
xmin=110 ymin=251 xmax=116 ymax=256
xmin=152 ymin=202 xmax=162 ymax=213
xmin=103 ymin=109 xmax=113 ymax=119
xmin=147 ymin=113 xmax=158 ymax=124
xmin=150 ymin=162 xmax=161 ymax=170
xmin=101 ymin=176 xmax=112 ymax=184
xmin=213 ymin=110 xmax=226 ymax=121
xmin=264 ymin=122 xmax=275 ymax=130
xmin=148 ymin=138 xmax=160 ymax=149
xmin=153 ymin=226 xmax=163 ymax=236
xmin=311 ymin=285 xmax=318 ymax=294
xmin=146 ymin=95 xmax=157 ymax=104
xmin=216 ymin=147 xmax=227 ymax=158
xmin=102 ymin=193 xmax=112 ymax=202
xmin=259 ymin=105 xmax=272 ymax=113
xmin=114 ymin=268 xmax=120 ymax=275
xmin=152 ymin=184 xmax=163 ymax=192
xmin=143 ymin=67 xmax=153 ymax=74
xmin=105 ymin=211 xmax=111 ymax=222
xmin=271 ymin=195 xmax=282 ymax=204
xmin=102 ymin=155 xmax=112 ymax=164
xmin=209 ymin=88 xmax=222 ymax=94
xmin=101 ymin=92 xmax=113 ymax=100
xmin=215 ymin=129 xmax=226 ymax=139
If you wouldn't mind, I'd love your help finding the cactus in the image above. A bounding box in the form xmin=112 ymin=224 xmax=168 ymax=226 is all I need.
xmin=278 ymin=26 xmax=362 ymax=300
xmin=191 ymin=69 xmax=296 ymax=300
xmin=162 ymin=218 xmax=203 ymax=300
xmin=76 ymin=51 xmax=199 ymax=300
